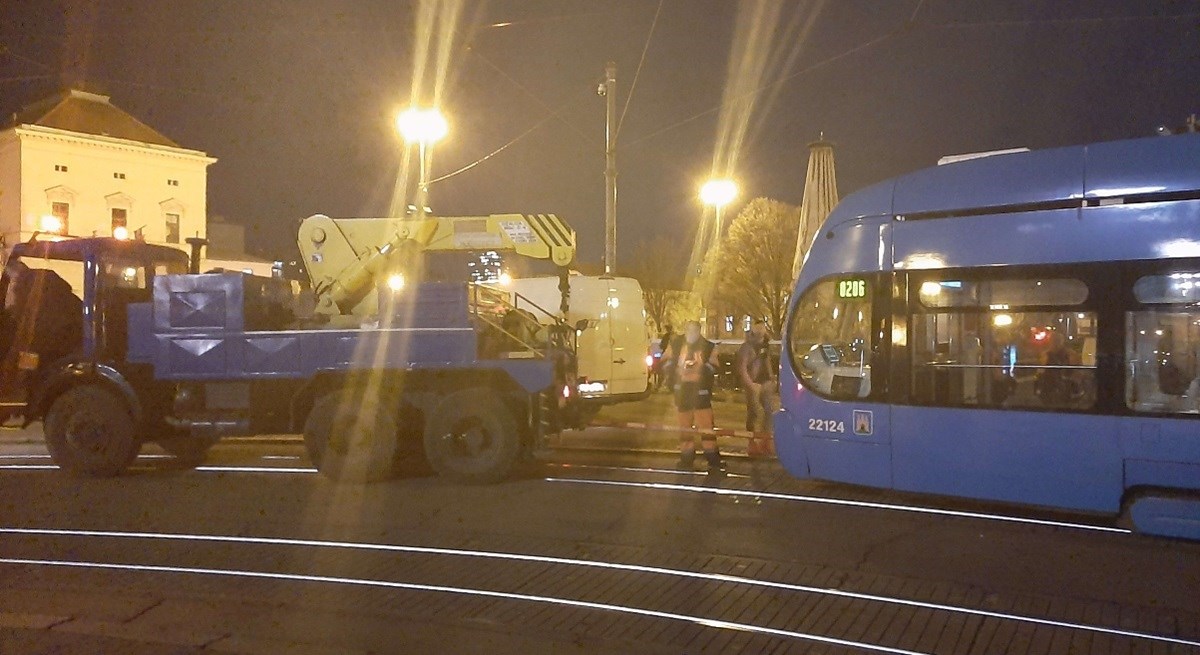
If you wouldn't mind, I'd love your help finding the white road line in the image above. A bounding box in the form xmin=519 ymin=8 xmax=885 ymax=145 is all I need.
xmin=0 ymin=463 xmax=1135 ymax=536
xmin=0 ymin=454 xmax=172 ymax=460
xmin=195 ymin=466 xmax=318 ymax=474
xmin=0 ymin=526 xmax=1190 ymax=647
xmin=546 ymin=478 xmax=1132 ymax=535
xmin=0 ymin=461 xmax=1136 ymax=537
xmin=0 ymin=555 xmax=932 ymax=655
xmin=0 ymin=464 xmax=316 ymax=474
xmin=551 ymin=463 xmax=750 ymax=479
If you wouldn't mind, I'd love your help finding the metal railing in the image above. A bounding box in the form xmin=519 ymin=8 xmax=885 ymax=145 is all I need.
xmin=468 ymin=283 xmax=574 ymax=359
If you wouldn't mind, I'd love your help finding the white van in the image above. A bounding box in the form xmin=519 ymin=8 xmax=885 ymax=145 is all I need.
xmin=505 ymin=276 xmax=651 ymax=409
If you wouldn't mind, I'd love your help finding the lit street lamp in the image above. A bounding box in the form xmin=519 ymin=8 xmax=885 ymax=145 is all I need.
xmin=396 ymin=107 xmax=448 ymax=215
xmin=700 ymin=178 xmax=738 ymax=210
xmin=700 ymin=178 xmax=738 ymax=255
xmin=698 ymin=178 xmax=738 ymax=333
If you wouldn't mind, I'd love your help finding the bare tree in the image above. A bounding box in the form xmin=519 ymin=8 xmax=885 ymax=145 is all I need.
xmin=627 ymin=236 xmax=682 ymax=335
xmin=709 ymin=197 xmax=801 ymax=337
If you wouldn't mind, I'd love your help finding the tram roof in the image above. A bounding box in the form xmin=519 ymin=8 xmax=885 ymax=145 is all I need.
xmin=825 ymin=133 xmax=1200 ymax=228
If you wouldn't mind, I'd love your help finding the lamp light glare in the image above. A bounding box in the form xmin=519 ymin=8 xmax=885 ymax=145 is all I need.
xmin=699 ymin=179 xmax=738 ymax=208
xmin=396 ymin=108 xmax=449 ymax=145
xmin=39 ymin=215 xmax=64 ymax=234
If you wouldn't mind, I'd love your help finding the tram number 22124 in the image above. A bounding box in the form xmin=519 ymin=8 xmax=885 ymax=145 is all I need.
xmin=808 ymin=418 xmax=845 ymax=433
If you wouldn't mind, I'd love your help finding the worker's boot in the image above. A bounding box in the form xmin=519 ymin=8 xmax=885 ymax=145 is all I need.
xmin=750 ymin=432 xmax=773 ymax=458
xmin=704 ymin=448 xmax=725 ymax=476
xmin=677 ymin=447 xmax=696 ymax=471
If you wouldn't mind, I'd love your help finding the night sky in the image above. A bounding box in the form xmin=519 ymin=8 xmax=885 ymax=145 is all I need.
xmin=2 ymin=1 xmax=1197 ymax=270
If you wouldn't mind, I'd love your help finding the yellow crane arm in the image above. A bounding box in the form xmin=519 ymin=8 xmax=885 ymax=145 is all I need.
xmin=297 ymin=213 xmax=576 ymax=317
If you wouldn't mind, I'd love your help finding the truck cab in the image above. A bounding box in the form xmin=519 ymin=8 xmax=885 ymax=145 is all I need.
xmin=0 ymin=237 xmax=190 ymax=475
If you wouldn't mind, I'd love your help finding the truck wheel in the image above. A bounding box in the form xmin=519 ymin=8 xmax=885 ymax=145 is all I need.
xmin=44 ymin=386 xmax=139 ymax=477
xmin=304 ymin=389 xmax=398 ymax=483
xmin=424 ymin=387 xmax=521 ymax=484
xmin=157 ymin=434 xmax=217 ymax=469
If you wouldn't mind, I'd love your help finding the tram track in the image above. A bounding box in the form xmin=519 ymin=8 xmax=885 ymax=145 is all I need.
xmin=2 ymin=448 xmax=1195 ymax=653
xmin=0 ymin=454 xmax=1130 ymax=537
xmin=0 ymin=526 xmax=1196 ymax=654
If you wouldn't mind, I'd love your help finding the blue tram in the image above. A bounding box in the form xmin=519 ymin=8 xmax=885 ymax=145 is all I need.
xmin=776 ymin=134 xmax=1200 ymax=539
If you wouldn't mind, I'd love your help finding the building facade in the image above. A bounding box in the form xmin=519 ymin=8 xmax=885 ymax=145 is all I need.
xmin=0 ymin=89 xmax=216 ymax=255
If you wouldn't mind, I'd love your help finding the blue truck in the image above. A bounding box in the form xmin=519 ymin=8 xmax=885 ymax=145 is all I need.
xmin=0 ymin=213 xmax=582 ymax=483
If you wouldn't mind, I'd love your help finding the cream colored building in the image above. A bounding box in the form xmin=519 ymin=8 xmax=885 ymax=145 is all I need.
xmin=0 ymin=89 xmax=216 ymax=254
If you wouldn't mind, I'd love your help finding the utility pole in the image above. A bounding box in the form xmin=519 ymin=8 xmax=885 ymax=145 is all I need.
xmin=603 ymin=61 xmax=617 ymax=275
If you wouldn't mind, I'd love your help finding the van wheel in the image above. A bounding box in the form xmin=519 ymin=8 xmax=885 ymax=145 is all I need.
xmin=424 ymin=387 xmax=521 ymax=484
xmin=44 ymin=386 xmax=139 ymax=477
xmin=304 ymin=389 xmax=399 ymax=483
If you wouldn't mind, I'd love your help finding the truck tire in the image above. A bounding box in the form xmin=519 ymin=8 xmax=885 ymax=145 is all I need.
xmin=44 ymin=386 xmax=139 ymax=477
xmin=424 ymin=387 xmax=521 ymax=484
xmin=304 ymin=389 xmax=399 ymax=483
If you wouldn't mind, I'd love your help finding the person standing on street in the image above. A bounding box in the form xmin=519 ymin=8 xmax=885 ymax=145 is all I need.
xmin=670 ymin=320 xmax=723 ymax=474
xmin=653 ymin=324 xmax=674 ymax=390
xmin=737 ymin=319 xmax=777 ymax=457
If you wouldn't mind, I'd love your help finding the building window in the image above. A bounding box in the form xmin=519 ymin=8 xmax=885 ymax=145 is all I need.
xmin=743 ymin=316 xmax=752 ymax=333
xmin=167 ymin=179 xmax=179 ymax=187
xmin=113 ymin=172 xmax=126 ymax=180
xmin=165 ymin=213 xmax=181 ymax=244
xmin=111 ymin=208 xmax=128 ymax=231
xmin=725 ymin=315 xmax=734 ymax=333
xmin=54 ymin=164 xmax=68 ymax=172
xmin=45 ymin=202 xmax=69 ymax=235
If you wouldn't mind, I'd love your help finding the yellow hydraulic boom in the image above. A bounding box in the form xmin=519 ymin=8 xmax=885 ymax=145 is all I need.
xmin=296 ymin=213 xmax=576 ymax=319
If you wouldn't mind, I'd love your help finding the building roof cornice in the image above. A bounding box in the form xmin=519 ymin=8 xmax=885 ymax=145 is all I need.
xmin=9 ymin=124 xmax=217 ymax=164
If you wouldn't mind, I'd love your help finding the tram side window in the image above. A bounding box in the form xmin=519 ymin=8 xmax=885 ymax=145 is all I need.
xmin=911 ymin=277 xmax=1097 ymax=411
xmin=1126 ymin=273 xmax=1200 ymax=415
xmin=788 ymin=277 xmax=873 ymax=399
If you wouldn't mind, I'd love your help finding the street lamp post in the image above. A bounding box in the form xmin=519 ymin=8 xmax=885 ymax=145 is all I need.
xmin=698 ymin=178 xmax=738 ymax=334
xmin=396 ymin=107 xmax=448 ymax=216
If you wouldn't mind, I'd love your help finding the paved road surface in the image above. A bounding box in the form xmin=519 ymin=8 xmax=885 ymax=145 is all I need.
xmin=1 ymin=434 xmax=1198 ymax=654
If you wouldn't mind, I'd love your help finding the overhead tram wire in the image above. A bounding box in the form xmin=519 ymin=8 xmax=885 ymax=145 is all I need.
xmin=622 ymin=3 xmax=1197 ymax=150
xmin=926 ymin=11 xmax=1200 ymax=29
xmin=0 ymin=74 xmax=54 ymax=86
xmin=465 ymin=43 xmax=596 ymax=145
xmin=425 ymin=87 xmax=593 ymax=185
xmin=908 ymin=0 xmax=927 ymax=26
xmin=622 ymin=28 xmax=899 ymax=150
xmin=615 ymin=0 xmax=665 ymax=139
